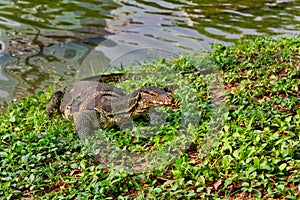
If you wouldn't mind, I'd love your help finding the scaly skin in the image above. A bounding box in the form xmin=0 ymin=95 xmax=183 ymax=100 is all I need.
xmin=46 ymin=80 xmax=173 ymax=138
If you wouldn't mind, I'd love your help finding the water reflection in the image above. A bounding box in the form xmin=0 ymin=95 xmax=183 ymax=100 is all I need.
xmin=78 ymin=27 xmax=205 ymax=80
xmin=183 ymin=0 xmax=300 ymax=41
xmin=0 ymin=0 xmax=299 ymax=111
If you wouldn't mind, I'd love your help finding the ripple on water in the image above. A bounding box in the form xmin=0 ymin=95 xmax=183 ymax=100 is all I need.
xmin=0 ymin=0 xmax=300 ymax=111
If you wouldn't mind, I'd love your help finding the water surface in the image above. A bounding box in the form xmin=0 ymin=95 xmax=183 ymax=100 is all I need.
xmin=0 ymin=0 xmax=299 ymax=111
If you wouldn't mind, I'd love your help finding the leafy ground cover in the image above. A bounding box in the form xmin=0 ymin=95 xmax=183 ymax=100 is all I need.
xmin=0 ymin=36 xmax=299 ymax=199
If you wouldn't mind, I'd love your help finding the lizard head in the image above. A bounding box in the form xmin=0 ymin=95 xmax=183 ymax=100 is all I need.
xmin=95 ymin=86 xmax=174 ymax=120
xmin=129 ymin=86 xmax=173 ymax=117
xmin=138 ymin=86 xmax=173 ymax=107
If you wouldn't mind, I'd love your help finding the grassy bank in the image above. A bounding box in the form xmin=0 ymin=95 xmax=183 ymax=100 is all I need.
xmin=0 ymin=36 xmax=299 ymax=199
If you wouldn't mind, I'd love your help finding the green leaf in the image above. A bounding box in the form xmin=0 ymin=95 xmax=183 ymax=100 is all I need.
xmin=21 ymin=155 xmax=28 ymax=164
xmin=9 ymin=116 xmax=15 ymax=123
xmin=278 ymin=163 xmax=287 ymax=171
xmin=187 ymin=190 xmax=196 ymax=197
xmin=80 ymin=160 xmax=86 ymax=169
xmin=154 ymin=188 xmax=162 ymax=193
xmin=233 ymin=150 xmax=239 ymax=159
xmin=242 ymin=182 xmax=250 ymax=187
xmin=70 ymin=163 xmax=78 ymax=169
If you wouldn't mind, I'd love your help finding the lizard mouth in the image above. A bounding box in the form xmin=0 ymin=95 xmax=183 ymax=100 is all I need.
xmin=152 ymin=98 xmax=173 ymax=106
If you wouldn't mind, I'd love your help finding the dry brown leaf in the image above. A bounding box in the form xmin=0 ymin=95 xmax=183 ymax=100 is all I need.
xmin=213 ymin=179 xmax=222 ymax=190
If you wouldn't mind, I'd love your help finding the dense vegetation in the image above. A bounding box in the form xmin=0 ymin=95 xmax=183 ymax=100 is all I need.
xmin=0 ymin=36 xmax=299 ymax=199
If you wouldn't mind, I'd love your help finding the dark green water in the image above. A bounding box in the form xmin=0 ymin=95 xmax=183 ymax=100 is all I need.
xmin=0 ymin=0 xmax=299 ymax=110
